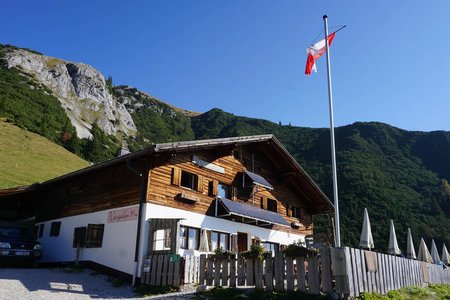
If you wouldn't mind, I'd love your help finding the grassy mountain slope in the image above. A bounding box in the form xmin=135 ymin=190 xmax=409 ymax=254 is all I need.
xmin=0 ymin=120 xmax=89 ymax=189
xmin=192 ymin=109 xmax=450 ymax=250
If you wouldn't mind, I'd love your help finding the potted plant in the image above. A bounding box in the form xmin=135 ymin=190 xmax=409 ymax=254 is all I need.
xmin=283 ymin=240 xmax=319 ymax=258
xmin=241 ymin=243 xmax=268 ymax=261
xmin=212 ymin=247 xmax=235 ymax=258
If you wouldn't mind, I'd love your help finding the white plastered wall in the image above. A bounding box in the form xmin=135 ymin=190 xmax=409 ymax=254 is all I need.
xmin=35 ymin=202 xmax=306 ymax=277
xmin=36 ymin=204 xmax=139 ymax=275
xmin=141 ymin=202 xmax=305 ymax=257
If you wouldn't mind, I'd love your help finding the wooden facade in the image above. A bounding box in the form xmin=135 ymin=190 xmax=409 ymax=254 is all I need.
xmin=1 ymin=134 xmax=333 ymax=235
xmin=34 ymin=157 xmax=149 ymax=222
xmin=147 ymin=145 xmax=323 ymax=235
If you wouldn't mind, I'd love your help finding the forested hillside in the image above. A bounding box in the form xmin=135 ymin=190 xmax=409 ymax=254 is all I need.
xmin=192 ymin=109 xmax=450 ymax=250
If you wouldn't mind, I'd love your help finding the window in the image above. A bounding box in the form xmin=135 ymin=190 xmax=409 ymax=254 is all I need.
xmin=292 ymin=207 xmax=301 ymax=218
xmin=179 ymin=226 xmax=199 ymax=250
xmin=262 ymin=241 xmax=279 ymax=255
xmin=73 ymin=227 xmax=86 ymax=248
xmin=153 ymin=228 xmax=171 ymax=251
xmin=86 ymin=224 xmax=104 ymax=248
xmin=267 ymin=199 xmax=277 ymax=212
xmin=210 ymin=231 xmax=229 ymax=251
xmin=181 ymin=171 xmax=199 ymax=190
xmin=50 ymin=222 xmax=61 ymax=237
xmin=38 ymin=224 xmax=44 ymax=238
xmin=218 ymin=183 xmax=230 ymax=199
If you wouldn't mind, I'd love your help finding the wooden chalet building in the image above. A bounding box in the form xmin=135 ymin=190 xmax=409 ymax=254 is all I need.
xmin=0 ymin=134 xmax=333 ymax=282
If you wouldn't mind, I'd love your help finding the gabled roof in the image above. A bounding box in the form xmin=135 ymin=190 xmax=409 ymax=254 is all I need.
xmin=1 ymin=135 xmax=334 ymax=213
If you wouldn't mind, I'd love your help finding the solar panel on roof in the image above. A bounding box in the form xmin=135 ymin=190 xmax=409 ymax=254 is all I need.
xmin=218 ymin=197 xmax=289 ymax=227
xmin=244 ymin=170 xmax=273 ymax=190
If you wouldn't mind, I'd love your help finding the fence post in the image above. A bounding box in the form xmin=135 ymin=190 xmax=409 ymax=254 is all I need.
xmin=308 ymin=255 xmax=320 ymax=294
xmin=321 ymin=247 xmax=333 ymax=294
xmin=265 ymin=254 xmax=273 ymax=291
xmin=274 ymin=251 xmax=284 ymax=290
xmin=237 ymin=255 xmax=245 ymax=286
xmin=229 ymin=254 xmax=237 ymax=287
xmin=199 ymin=254 xmax=206 ymax=285
xmin=331 ymin=247 xmax=352 ymax=297
xmin=255 ymin=258 xmax=264 ymax=289
xmin=285 ymin=256 xmax=294 ymax=291
xmin=296 ymin=257 xmax=306 ymax=292
xmin=214 ymin=256 xmax=221 ymax=286
xmin=247 ymin=258 xmax=255 ymax=286
xmin=221 ymin=257 xmax=229 ymax=286
xmin=206 ymin=256 xmax=214 ymax=286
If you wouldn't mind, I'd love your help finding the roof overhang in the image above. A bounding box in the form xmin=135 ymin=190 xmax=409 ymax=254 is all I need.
xmin=244 ymin=170 xmax=273 ymax=190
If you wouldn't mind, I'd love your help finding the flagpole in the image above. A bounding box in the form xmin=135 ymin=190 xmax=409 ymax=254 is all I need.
xmin=323 ymin=15 xmax=341 ymax=248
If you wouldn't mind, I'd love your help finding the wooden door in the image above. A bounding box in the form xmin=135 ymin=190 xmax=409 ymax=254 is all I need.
xmin=237 ymin=232 xmax=248 ymax=253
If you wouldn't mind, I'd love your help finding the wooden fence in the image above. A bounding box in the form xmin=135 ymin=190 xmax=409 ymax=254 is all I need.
xmin=332 ymin=247 xmax=450 ymax=298
xmin=184 ymin=255 xmax=200 ymax=284
xmin=142 ymin=247 xmax=450 ymax=298
xmin=141 ymin=254 xmax=182 ymax=287
xmin=192 ymin=248 xmax=333 ymax=293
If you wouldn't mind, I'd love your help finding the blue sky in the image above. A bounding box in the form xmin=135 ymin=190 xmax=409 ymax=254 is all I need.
xmin=2 ymin=1 xmax=449 ymax=131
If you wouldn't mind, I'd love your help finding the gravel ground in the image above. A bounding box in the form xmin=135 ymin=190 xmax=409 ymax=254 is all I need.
xmin=0 ymin=267 xmax=197 ymax=300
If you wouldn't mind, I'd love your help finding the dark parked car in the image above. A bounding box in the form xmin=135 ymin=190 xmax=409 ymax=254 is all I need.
xmin=0 ymin=225 xmax=41 ymax=266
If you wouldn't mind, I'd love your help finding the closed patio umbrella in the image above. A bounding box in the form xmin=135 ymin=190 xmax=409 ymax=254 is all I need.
xmin=406 ymin=228 xmax=416 ymax=259
xmin=417 ymin=238 xmax=433 ymax=263
xmin=388 ymin=220 xmax=401 ymax=255
xmin=198 ymin=229 xmax=210 ymax=252
xmin=360 ymin=208 xmax=374 ymax=250
xmin=442 ymin=244 xmax=450 ymax=265
xmin=431 ymin=239 xmax=440 ymax=264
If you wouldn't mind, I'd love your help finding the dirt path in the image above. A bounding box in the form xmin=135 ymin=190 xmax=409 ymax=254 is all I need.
xmin=0 ymin=267 xmax=196 ymax=300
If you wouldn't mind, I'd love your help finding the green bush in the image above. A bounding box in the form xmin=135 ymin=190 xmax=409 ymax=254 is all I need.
xmin=283 ymin=240 xmax=319 ymax=258
xmin=242 ymin=243 xmax=267 ymax=260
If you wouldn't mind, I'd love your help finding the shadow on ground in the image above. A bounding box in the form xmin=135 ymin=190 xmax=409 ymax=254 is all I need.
xmin=0 ymin=266 xmax=137 ymax=299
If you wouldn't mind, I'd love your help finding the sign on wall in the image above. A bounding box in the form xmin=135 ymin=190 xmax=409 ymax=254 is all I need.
xmin=107 ymin=207 xmax=139 ymax=223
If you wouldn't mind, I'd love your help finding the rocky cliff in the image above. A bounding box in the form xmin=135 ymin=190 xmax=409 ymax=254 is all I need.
xmin=4 ymin=48 xmax=136 ymax=139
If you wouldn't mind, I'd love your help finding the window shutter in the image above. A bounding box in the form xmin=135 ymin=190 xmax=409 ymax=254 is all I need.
xmin=197 ymin=175 xmax=204 ymax=193
xmin=286 ymin=203 xmax=292 ymax=217
xmin=262 ymin=196 xmax=268 ymax=210
xmin=212 ymin=180 xmax=219 ymax=196
xmin=231 ymin=186 xmax=237 ymax=200
xmin=230 ymin=234 xmax=238 ymax=253
xmin=172 ymin=167 xmax=181 ymax=186
xmin=164 ymin=228 xmax=171 ymax=248
xmin=206 ymin=230 xmax=212 ymax=251
xmin=86 ymin=224 xmax=104 ymax=248
xmin=73 ymin=227 xmax=86 ymax=248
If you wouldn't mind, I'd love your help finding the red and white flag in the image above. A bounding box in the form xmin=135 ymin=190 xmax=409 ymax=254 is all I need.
xmin=305 ymin=32 xmax=336 ymax=76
